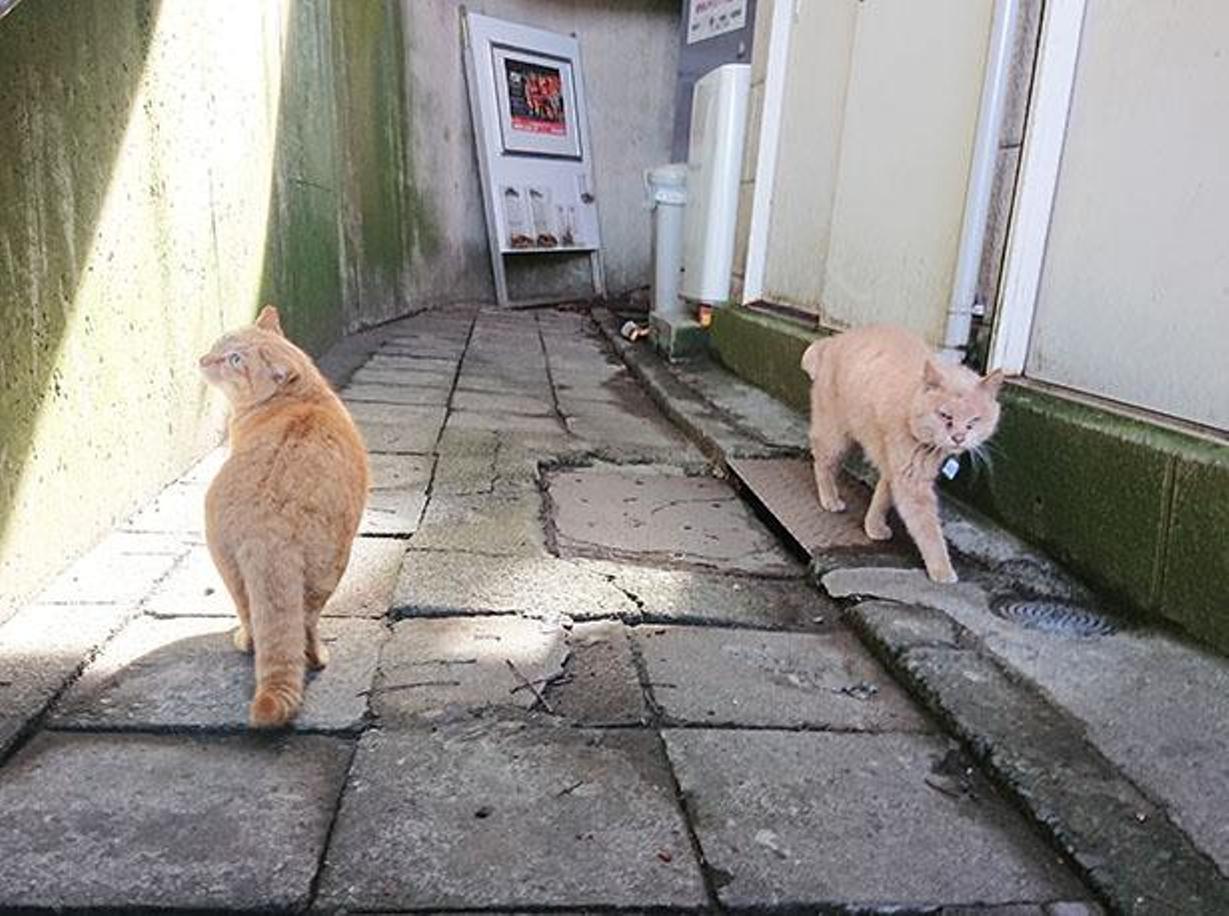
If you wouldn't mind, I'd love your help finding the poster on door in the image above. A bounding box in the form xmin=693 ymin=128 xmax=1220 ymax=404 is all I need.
xmin=493 ymin=47 xmax=582 ymax=158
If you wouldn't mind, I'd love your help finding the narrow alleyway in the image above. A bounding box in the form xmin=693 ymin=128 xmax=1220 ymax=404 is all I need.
xmin=0 ymin=307 xmax=1096 ymax=911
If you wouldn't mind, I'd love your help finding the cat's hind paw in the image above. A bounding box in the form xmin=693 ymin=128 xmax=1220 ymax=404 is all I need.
xmin=306 ymin=640 xmax=330 ymax=671
xmin=232 ymin=625 xmax=253 ymax=654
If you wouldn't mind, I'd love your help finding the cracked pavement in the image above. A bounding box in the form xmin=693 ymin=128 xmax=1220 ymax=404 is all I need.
xmin=0 ymin=307 xmax=1100 ymax=912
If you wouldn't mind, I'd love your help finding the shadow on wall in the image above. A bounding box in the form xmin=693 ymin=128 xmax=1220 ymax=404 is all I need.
xmin=0 ymin=1 xmax=164 ymax=612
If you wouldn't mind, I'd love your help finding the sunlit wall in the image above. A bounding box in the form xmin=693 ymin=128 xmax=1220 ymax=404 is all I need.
xmin=0 ymin=0 xmax=414 ymax=613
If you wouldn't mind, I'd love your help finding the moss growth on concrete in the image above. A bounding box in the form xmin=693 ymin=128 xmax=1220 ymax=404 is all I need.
xmin=709 ymin=307 xmax=823 ymax=412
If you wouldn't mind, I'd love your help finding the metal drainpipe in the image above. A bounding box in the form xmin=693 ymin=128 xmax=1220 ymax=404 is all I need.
xmin=941 ymin=0 xmax=1020 ymax=363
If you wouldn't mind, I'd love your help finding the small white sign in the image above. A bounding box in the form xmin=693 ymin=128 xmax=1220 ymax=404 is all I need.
xmin=688 ymin=0 xmax=746 ymax=45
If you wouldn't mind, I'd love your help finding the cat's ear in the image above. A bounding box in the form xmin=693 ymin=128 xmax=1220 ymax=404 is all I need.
xmin=258 ymin=346 xmax=298 ymax=387
xmin=923 ymin=360 xmax=945 ymax=391
xmin=255 ymin=305 xmax=284 ymax=336
xmin=980 ymin=368 xmax=1005 ymax=399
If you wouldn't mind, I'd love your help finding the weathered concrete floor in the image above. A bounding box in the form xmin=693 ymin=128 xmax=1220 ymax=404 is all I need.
xmin=599 ymin=308 xmax=1229 ymax=914
xmin=0 ymin=307 xmax=1097 ymax=912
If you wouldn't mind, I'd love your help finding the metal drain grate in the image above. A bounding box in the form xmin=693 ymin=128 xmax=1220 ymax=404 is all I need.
xmin=992 ymin=598 xmax=1119 ymax=637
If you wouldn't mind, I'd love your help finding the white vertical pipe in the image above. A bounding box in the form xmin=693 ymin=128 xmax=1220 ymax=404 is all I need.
xmin=742 ymin=0 xmax=795 ymax=304
xmin=942 ymin=0 xmax=1020 ymax=360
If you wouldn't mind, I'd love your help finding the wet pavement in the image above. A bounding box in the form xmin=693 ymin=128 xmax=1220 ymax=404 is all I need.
xmin=0 ymin=306 xmax=1102 ymax=912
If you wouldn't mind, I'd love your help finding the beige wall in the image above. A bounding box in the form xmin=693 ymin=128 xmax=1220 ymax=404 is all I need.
xmin=759 ymin=0 xmax=858 ymax=312
xmin=746 ymin=0 xmax=994 ymax=342
xmin=1026 ymin=0 xmax=1229 ymax=431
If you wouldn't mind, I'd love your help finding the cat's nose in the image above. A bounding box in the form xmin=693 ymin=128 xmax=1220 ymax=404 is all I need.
xmin=198 ymin=355 xmax=214 ymax=368
xmin=951 ymin=432 xmax=966 ymax=445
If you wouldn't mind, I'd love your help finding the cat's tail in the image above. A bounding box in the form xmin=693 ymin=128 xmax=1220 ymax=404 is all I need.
xmin=242 ymin=547 xmax=307 ymax=729
xmin=800 ymin=338 xmax=828 ymax=381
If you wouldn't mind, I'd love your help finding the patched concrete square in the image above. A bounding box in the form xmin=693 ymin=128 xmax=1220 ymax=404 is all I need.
xmin=317 ymin=724 xmax=706 ymax=910
xmin=0 ymin=731 xmax=349 ymax=911
xmin=635 ymin=626 xmax=929 ymax=731
xmin=578 ymin=559 xmax=828 ymax=629
xmin=374 ymin=617 xmax=643 ymax=726
xmin=665 ymin=729 xmax=1086 ymax=909
xmin=142 ymin=545 xmax=232 ymax=617
xmin=373 ymin=615 xmax=569 ymax=722
xmin=413 ymin=490 xmax=547 ymax=556
xmin=352 ymin=404 xmax=446 ymax=453
xmin=393 ymin=551 xmax=636 ymax=620
xmin=53 ymin=616 xmax=383 ymax=733
xmin=547 ymin=466 xmax=800 ymax=575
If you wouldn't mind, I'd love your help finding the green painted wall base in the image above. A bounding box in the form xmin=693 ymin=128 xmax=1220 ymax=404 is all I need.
xmin=709 ymin=306 xmax=1229 ymax=655
xmin=650 ymin=314 xmax=706 ymax=360
xmin=709 ymin=307 xmax=822 ymax=412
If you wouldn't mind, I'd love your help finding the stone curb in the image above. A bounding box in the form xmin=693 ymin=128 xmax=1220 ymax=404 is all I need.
xmin=845 ymin=600 xmax=1229 ymax=915
xmin=594 ymin=310 xmax=1229 ymax=915
xmin=592 ymin=308 xmax=804 ymax=464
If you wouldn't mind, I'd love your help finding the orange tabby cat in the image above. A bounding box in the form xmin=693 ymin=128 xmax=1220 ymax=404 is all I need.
xmin=199 ymin=306 xmax=369 ymax=727
xmin=801 ymin=324 xmax=1003 ymax=583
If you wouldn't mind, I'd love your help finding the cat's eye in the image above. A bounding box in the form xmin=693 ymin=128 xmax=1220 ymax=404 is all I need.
xmin=228 ymin=353 xmax=243 ymax=367
xmin=938 ymin=410 xmax=952 ymax=423
xmin=967 ymin=417 xmax=981 ymax=428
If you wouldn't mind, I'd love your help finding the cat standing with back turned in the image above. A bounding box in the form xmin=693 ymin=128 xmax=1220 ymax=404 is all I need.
xmin=199 ymin=306 xmax=369 ymax=728
xmin=801 ymin=325 xmax=1003 ymax=583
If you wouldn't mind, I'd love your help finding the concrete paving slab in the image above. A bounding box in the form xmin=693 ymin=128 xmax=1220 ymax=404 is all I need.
xmin=413 ymin=490 xmax=547 ymax=556
xmin=452 ymin=390 xmax=556 ymax=415
xmin=36 ymin=530 xmax=190 ymax=606
xmin=119 ymin=481 xmax=207 ymax=535
xmin=0 ymin=602 xmax=140 ymax=757
xmin=665 ymin=729 xmax=1086 ymax=909
xmin=142 ymin=544 xmax=232 ymax=617
xmin=368 ymin=452 xmax=434 ymax=491
xmin=0 ymin=731 xmax=350 ymax=910
xmin=887 ymin=645 xmax=1229 ymax=913
xmin=317 ymin=724 xmax=706 ymax=911
xmin=358 ymin=418 xmax=444 ymax=454
xmin=363 ymin=353 xmax=460 ymax=378
xmin=373 ymin=615 xmax=570 ymax=722
xmin=53 ymin=616 xmax=383 ymax=733
xmin=635 ymin=626 xmax=929 ymax=731
xmin=348 ymin=365 xmax=455 ymax=389
xmin=456 ymin=375 xmax=555 ymax=398
xmin=394 ymin=550 xmax=637 ymax=620
xmin=564 ymin=410 xmax=694 ymax=451
xmin=361 ymin=486 xmax=425 ymax=536
xmin=547 ymin=466 xmax=801 ymax=576
xmin=446 ymin=408 xmax=566 ymax=437
xmin=326 ymin=537 xmax=407 ymax=618
xmin=578 ymin=559 xmax=827 ymax=629
xmin=342 ymin=382 xmax=450 ymax=406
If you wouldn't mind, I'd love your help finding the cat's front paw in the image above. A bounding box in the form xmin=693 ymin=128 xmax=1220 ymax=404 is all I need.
xmin=818 ymin=495 xmax=847 ymax=513
xmin=232 ymin=625 xmax=253 ymax=654
xmin=926 ymin=565 xmax=959 ymax=584
xmin=864 ymin=517 xmax=892 ymax=541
